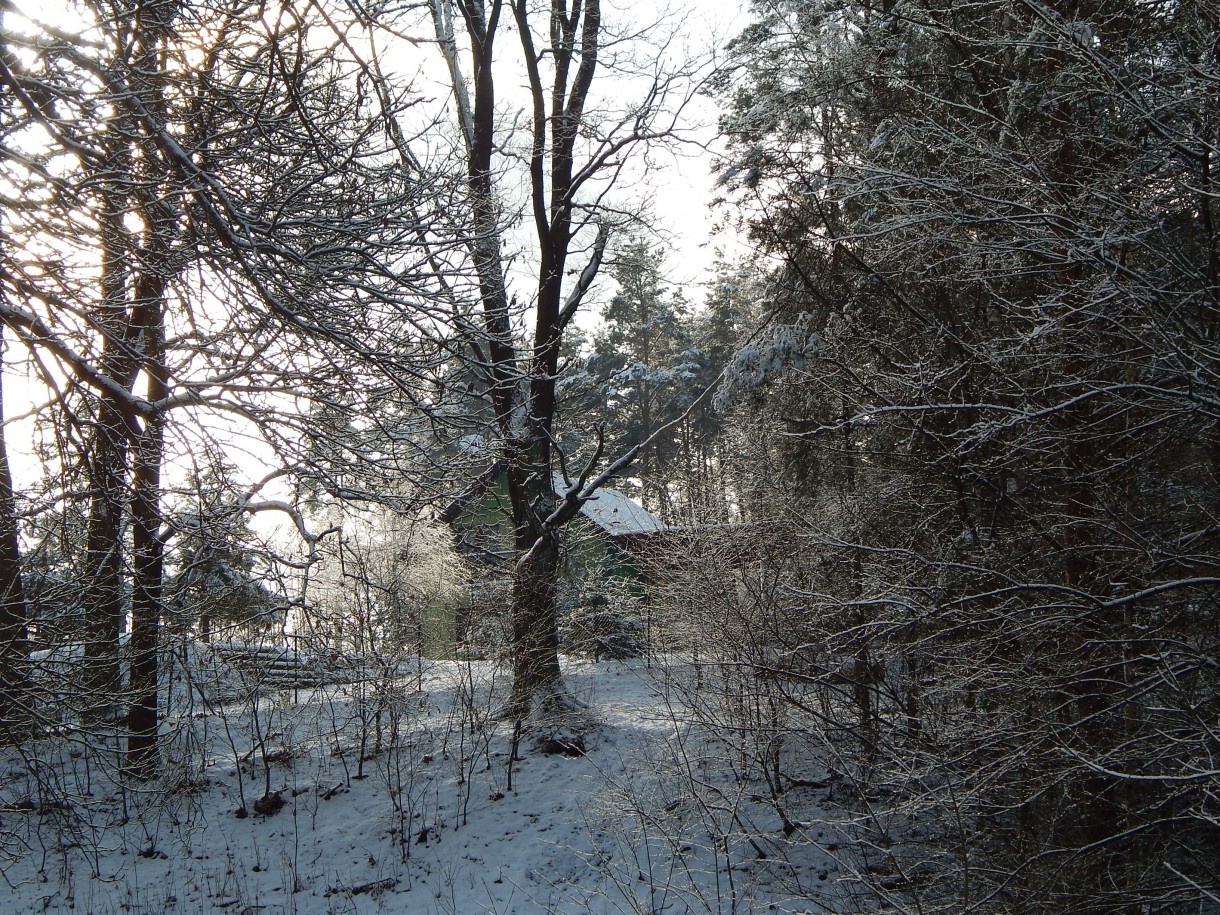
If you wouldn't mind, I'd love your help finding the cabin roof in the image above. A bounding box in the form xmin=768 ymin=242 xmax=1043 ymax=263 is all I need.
xmin=437 ymin=460 xmax=666 ymax=539
xmin=570 ymin=482 xmax=666 ymax=537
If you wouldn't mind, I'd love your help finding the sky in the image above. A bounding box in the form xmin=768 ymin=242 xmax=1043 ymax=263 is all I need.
xmin=376 ymin=0 xmax=752 ymax=308
xmin=1 ymin=0 xmax=752 ymax=529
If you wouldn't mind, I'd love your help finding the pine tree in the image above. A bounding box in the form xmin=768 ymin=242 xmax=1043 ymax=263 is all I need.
xmin=714 ymin=0 xmax=1220 ymax=909
xmin=168 ymin=461 xmax=277 ymax=645
xmin=586 ymin=239 xmax=696 ymax=514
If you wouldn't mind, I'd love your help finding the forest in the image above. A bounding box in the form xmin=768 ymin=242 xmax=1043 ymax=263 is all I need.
xmin=0 ymin=0 xmax=1217 ymax=912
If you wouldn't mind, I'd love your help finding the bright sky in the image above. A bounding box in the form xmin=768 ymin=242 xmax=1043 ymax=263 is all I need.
xmin=1 ymin=0 xmax=752 ymax=526
xmin=376 ymin=0 xmax=751 ymax=309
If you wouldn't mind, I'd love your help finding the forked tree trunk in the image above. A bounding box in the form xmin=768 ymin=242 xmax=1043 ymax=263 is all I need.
xmin=437 ymin=0 xmax=616 ymax=721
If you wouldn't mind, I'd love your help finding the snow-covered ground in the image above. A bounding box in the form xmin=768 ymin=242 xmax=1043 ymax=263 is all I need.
xmin=1 ymin=657 xmax=850 ymax=914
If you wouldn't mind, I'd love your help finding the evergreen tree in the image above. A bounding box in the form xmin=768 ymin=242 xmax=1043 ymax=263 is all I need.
xmin=713 ymin=0 xmax=1220 ymax=909
xmin=586 ymin=239 xmax=697 ymax=513
xmin=168 ymin=461 xmax=278 ymax=645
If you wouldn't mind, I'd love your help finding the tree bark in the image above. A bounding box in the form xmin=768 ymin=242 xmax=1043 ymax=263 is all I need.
xmin=439 ymin=0 xmax=608 ymax=717
xmin=0 ymin=326 xmax=29 ymax=739
xmin=80 ymin=396 xmax=131 ymax=720
xmin=508 ymin=467 xmax=564 ymax=714
xmin=126 ymin=409 xmax=164 ymax=774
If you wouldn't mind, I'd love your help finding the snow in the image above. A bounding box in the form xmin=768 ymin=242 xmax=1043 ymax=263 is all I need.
xmin=714 ymin=314 xmax=822 ymax=410
xmin=0 ymin=657 xmax=849 ymax=914
xmin=575 ymin=487 xmax=666 ymax=538
xmin=549 ymin=472 xmax=666 ymax=537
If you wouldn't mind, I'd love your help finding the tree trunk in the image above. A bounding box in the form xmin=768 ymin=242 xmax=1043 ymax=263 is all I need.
xmin=0 ymin=326 xmax=29 ymax=739
xmin=0 ymin=0 xmax=28 ymax=745
xmin=508 ymin=486 xmax=564 ymax=715
xmin=80 ymin=134 xmax=136 ymax=721
xmin=126 ymin=396 xmax=165 ymax=775
xmin=438 ymin=0 xmax=630 ymax=721
xmin=124 ymin=0 xmax=178 ymax=775
xmin=80 ymin=398 xmax=130 ymax=721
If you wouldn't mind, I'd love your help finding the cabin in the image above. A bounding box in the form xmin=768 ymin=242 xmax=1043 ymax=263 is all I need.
xmin=435 ymin=462 xmax=669 ymax=658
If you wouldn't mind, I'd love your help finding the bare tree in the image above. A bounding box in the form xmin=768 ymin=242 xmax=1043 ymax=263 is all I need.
xmin=420 ymin=0 xmax=702 ymax=718
xmin=0 ymin=0 xmax=456 ymax=768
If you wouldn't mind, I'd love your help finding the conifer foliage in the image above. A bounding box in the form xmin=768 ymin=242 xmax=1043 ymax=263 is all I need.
xmin=712 ymin=0 xmax=1220 ymax=909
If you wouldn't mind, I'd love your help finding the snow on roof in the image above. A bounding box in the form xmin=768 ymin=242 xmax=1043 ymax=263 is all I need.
xmin=573 ymin=483 xmax=667 ymax=537
xmin=441 ymin=463 xmax=667 ymax=537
